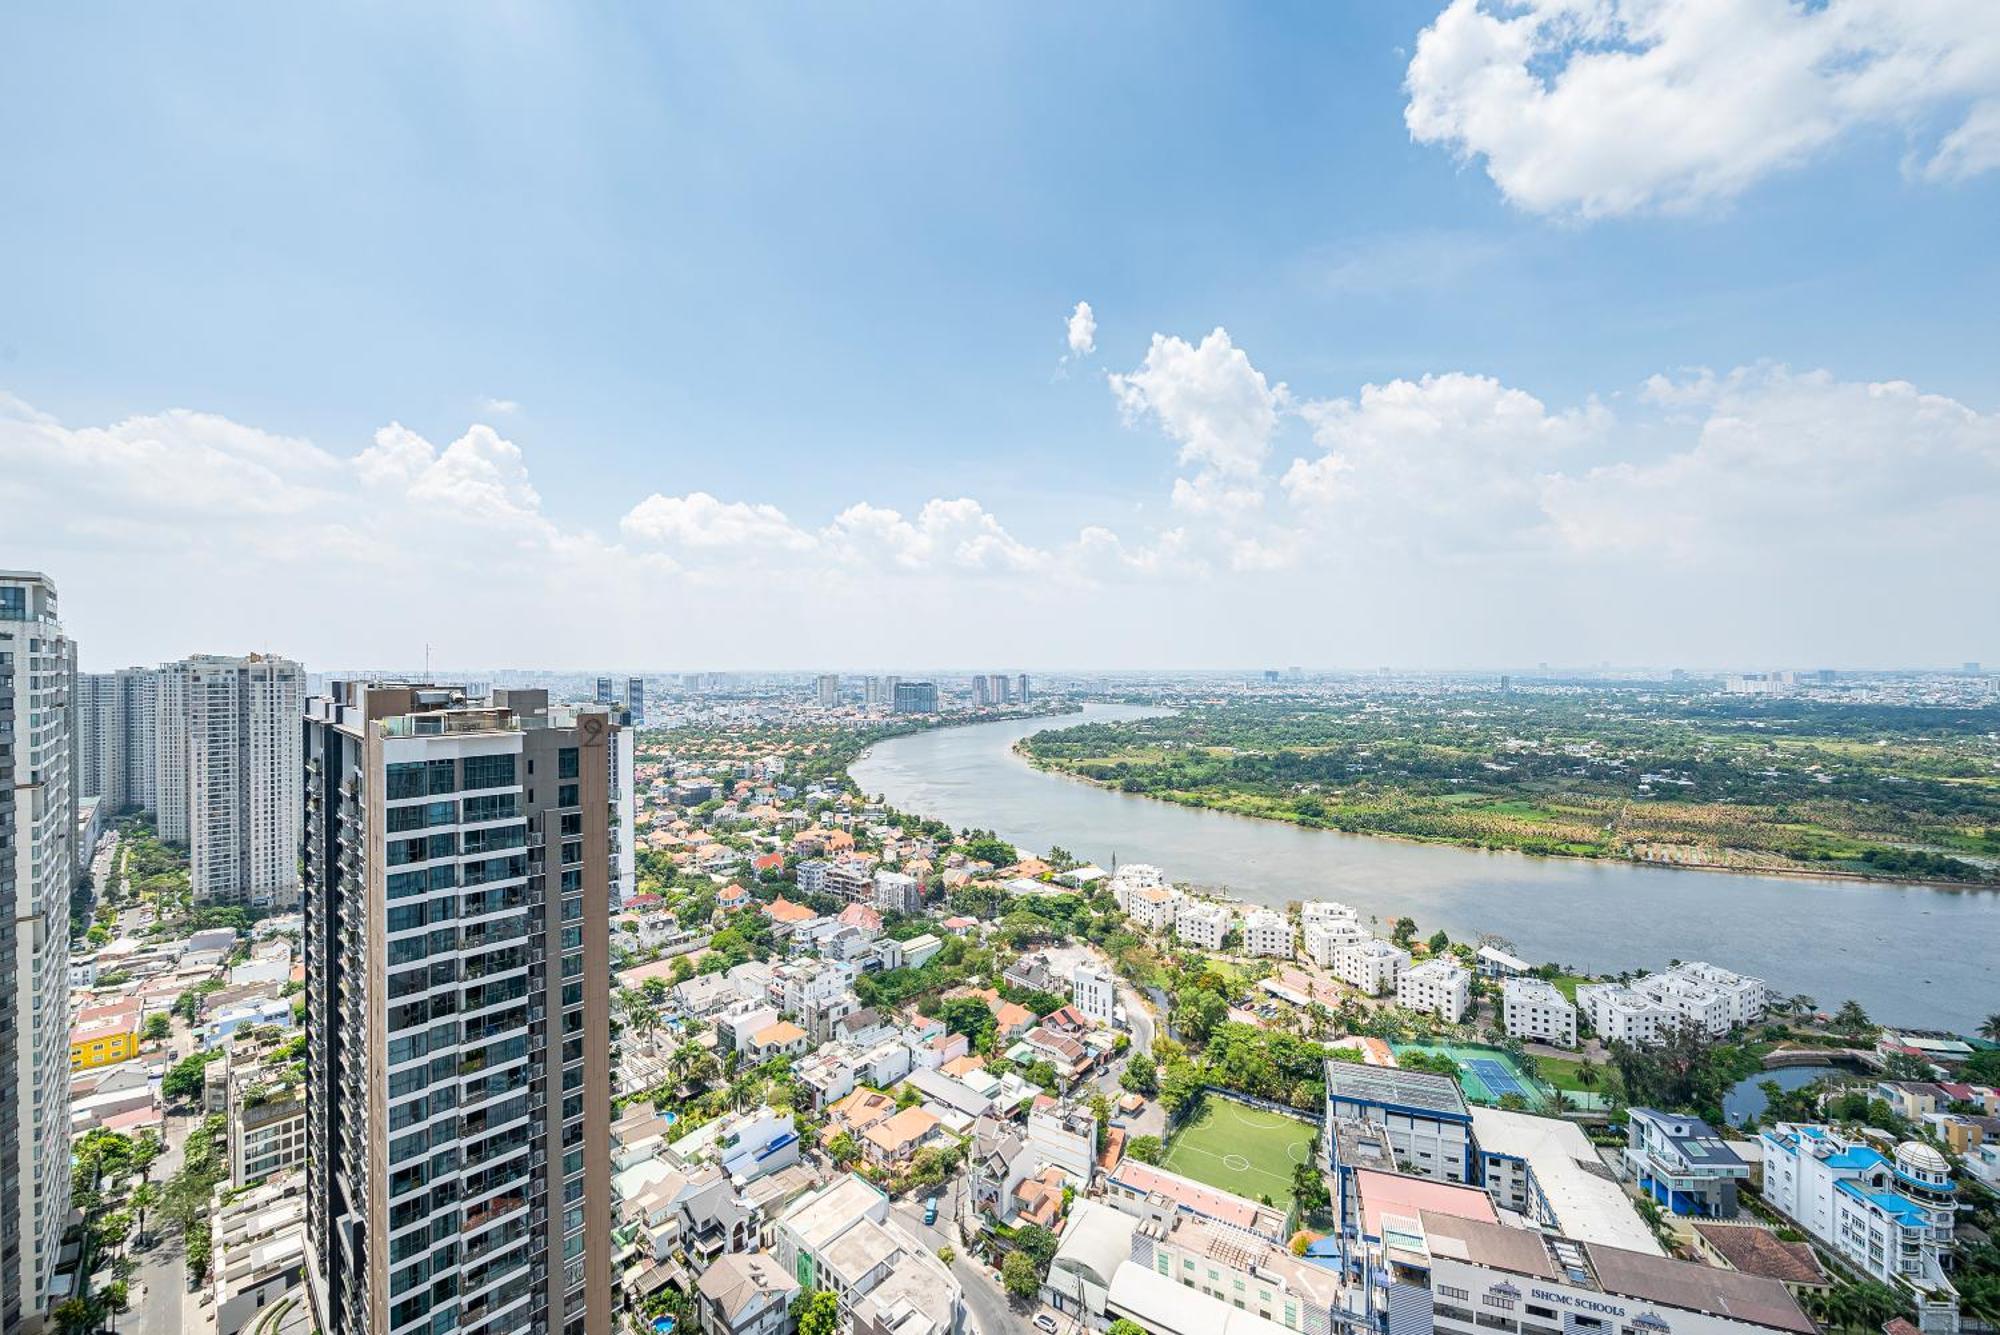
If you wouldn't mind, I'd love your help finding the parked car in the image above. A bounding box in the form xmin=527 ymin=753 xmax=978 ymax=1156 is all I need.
xmin=923 ymin=1196 xmax=938 ymax=1226
xmin=1032 ymin=1315 xmax=1058 ymax=1334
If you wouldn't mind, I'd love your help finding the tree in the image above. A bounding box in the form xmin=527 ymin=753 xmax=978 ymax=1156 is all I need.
xmin=1390 ymin=917 xmax=1418 ymax=948
xmin=795 ymin=1289 xmax=841 ymax=1335
xmin=1001 ymin=1250 xmax=1041 ymax=1302
xmin=130 ymin=1182 xmax=159 ymax=1246
xmin=142 ymin=1011 xmax=172 ymax=1042
xmin=1290 ymin=1161 xmax=1331 ymax=1216
xmin=1981 ymin=1013 xmax=2000 ymax=1042
xmin=1426 ymin=930 xmax=1450 ymax=955
xmin=50 ymin=1299 xmax=92 ymax=1335
xmin=936 ymin=1245 xmax=955 ymax=1265
xmin=162 ymin=1049 xmax=223 ymax=1102
xmin=1109 ymin=1322 xmax=1148 ymax=1335
xmin=1831 ymin=999 xmax=1874 ymax=1037
xmin=1126 ymin=1135 xmax=1163 ymax=1165
xmin=1121 ymin=1050 xmax=1158 ymax=1096
xmin=827 ymin=1132 xmax=859 ymax=1166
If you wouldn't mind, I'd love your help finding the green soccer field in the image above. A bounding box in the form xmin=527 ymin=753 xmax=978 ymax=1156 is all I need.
xmin=1158 ymin=1097 xmax=1318 ymax=1208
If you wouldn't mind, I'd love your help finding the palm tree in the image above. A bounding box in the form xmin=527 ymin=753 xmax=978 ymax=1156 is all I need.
xmin=130 ymin=1182 xmax=159 ymax=1248
xmin=1981 ymin=1013 xmax=2000 ymax=1042
xmin=1577 ymin=1058 xmax=1598 ymax=1088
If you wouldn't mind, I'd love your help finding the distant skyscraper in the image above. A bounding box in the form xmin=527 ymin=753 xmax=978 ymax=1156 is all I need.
xmin=816 ymin=674 xmax=840 ymax=708
xmin=0 ymin=571 xmax=75 ymax=1324
xmin=303 ymin=683 xmax=612 ymax=1335
xmin=1966 ymin=661 xmax=1983 ymax=675
xmin=893 ymin=681 xmax=939 ymax=714
xmin=594 ymin=676 xmax=615 ymax=705
xmin=972 ymin=675 xmax=991 ymax=707
xmin=1015 ymin=673 xmax=1030 ymax=704
xmin=986 ymin=673 xmax=1011 ymax=705
xmin=156 ymin=654 xmax=304 ymax=907
xmin=625 ymin=676 xmax=645 ymax=725
xmin=77 ymin=665 xmax=160 ymax=812
xmin=864 ymin=675 xmax=900 ymax=707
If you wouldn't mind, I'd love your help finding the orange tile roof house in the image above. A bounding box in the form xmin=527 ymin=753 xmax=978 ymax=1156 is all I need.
xmin=765 ymin=897 xmax=818 ymax=926
xmin=827 ymin=1088 xmax=898 ymax=1139
xmin=862 ymin=1106 xmax=943 ymax=1167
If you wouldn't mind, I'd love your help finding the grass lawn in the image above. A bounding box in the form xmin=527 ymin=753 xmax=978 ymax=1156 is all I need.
xmin=1160 ymin=1098 xmax=1317 ymax=1208
xmin=1535 ymin=1054 xmax=1614 ymax=1097
xmin=1545 ymin=973 xmax=1592 ymax=1002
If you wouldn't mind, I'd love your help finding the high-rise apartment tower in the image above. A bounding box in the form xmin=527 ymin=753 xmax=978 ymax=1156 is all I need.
xmin=303 ymin=683 xmax=612 ymax=1335
xmin=156 ymin=654 xmax=304 ymax=906
xmin=0 ymin=572 xmax=75 ymax=1327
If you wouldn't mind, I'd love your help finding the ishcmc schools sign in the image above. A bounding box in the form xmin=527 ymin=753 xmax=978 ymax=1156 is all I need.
xmin=1531 ymin=1288 xmax=1628 ymax=1319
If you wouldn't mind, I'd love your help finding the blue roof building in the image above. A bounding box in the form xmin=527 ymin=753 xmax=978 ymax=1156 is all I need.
xmin=1760 ymin=1124 xmax=1959 ymax=1333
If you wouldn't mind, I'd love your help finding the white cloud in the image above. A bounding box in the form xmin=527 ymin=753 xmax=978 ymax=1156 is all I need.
xmin=1064 ymin=301 xmax=1097 ymax=358
xmin=1286 ymin=372 xmax=1606 ymax=550
xmin=823 ymin=498 xmax=1046 ymax=574
xmin=1110 ymin=328 xmax=1286 ymax=515
xmin=1404 ymin=0 xmax=2000 ymax=217
xmin=621 ymin=492 xmax=815 ymax=553
xmin=6 ymin=340 xmax=1995 ymax=668
xmin=1542 ymin=365 xmax=2000 ymax=559
xmin=479 ymin=397 xmax=521 ymax=415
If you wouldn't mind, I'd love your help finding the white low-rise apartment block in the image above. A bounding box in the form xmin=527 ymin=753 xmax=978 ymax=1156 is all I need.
xmin=1109 ymin=863 xmax=1167 ymax=897
xmin=1333 ymin=939 xmax=1410 ymax=996
xmin=1302 ymin=917 xmax=1371 ymax=967
xmin=1576 ymin=982 xmax=1673 ymax=1045
xmin=1630 ymin=961 xmax=1768 ymax=1036
xmin=1502 ymin=976 xmax=1578 ymax=1047
xmin=1173 ymin=899 xmax=1233 ymax=950
xmin=1300 ymin=899 xmax=1359 ymax=926
xmin=1121 ymin=884 xmax=1179 ymax=932
xmin=1397 ymin=958 xmax=1470 ymax=1022
xmin=1071 ymin=964 xmax=1117 ymax=1026
xmin=1241 ymin=908 xmax=1294 ymax=959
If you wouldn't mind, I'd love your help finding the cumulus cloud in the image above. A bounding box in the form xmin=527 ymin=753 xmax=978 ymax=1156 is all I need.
xmin=621 ymin=492 xmax=815 ymax=552
xmin=823 ymin=498 xmax=1046 ymax=574
xmin=7 ymin=334 xmax=1995 ymax=668
xmin=1285 ymin=372 xmax=1608 ymax=552
xmin=1065 ymin=301 xmax=1097 ymax=358
xmin=1110 ymin=328 xmax=1286 ymax=515
xmin=1542 ymin=365 xmax=2000 ymax=559
xmin=1404 ymin=0 xmax=2000 ymax=217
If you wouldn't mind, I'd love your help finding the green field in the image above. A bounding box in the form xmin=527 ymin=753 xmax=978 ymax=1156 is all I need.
xmin=1160 ymin=1098 xmax=1317 ymax=1207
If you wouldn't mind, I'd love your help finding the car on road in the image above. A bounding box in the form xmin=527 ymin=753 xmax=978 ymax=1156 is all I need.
xmin=923 ymin=1196 xmax=938 ymax=1226
xmin=1032 ymin=1315 xmax=1058 ymax=1333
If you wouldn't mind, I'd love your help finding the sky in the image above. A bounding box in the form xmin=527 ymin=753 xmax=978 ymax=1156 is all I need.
xmin=4 ymin=1 xmax=1999 ymax=672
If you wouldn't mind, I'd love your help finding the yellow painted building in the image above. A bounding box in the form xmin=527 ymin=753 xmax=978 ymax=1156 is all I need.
xmin=69 ymin=1020 xmax=139 ymax=1070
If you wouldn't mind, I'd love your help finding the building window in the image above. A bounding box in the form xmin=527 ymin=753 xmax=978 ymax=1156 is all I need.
xmin=461 ymin=753 xmax=517 ymax=791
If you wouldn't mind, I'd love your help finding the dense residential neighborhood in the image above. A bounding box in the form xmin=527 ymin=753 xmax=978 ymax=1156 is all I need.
xmin=17 ymin=580 xmax=2000 ymax=1335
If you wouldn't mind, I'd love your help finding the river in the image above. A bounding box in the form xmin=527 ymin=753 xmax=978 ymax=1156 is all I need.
xmin=850 ymin=704 xmax=2000 ymax=1034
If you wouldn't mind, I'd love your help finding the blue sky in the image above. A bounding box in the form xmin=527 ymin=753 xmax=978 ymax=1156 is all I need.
xmin=5 ymin=2 xmax=1998 ymax=669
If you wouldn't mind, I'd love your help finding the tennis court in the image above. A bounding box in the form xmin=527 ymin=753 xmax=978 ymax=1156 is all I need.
xmin=1159 ymin=1097 xmax=1318 ymax=1207
xmin=1390 ymin=1043 xmax=1554 ymax=1110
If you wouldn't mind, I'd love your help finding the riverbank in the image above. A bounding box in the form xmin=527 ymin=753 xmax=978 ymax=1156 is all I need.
xmin=1011 ymin=744 xmax=1998 ymax=893
xmin=850 ymin=704 xmax=2000 ymax=1033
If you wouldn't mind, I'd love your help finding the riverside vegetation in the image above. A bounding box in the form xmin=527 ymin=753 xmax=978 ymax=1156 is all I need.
xmin=1018 ymin=691 xmax=2000 ymax=884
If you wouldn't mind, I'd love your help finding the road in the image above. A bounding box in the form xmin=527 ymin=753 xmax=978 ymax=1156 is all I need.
xmin=887 ymin=1180 xmax=1016 ymax=1335
xmin=127 ymin=1103 xmax=204 ymax=1335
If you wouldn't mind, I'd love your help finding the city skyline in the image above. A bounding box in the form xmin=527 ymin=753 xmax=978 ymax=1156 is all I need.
xmin=6 ymin=4 xmax=1999 ymax=668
